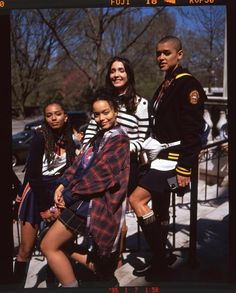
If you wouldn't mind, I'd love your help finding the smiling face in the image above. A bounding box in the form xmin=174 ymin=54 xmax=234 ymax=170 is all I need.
xmin=92 ymin=100 xmax=117 ymax=131
xmin=44 ymin=103 xmax=68 ymax=130
xmin=109 ymin=61 xmax=128 ymax=93
xmin=156 ymin=40 xmax=183 ymax=74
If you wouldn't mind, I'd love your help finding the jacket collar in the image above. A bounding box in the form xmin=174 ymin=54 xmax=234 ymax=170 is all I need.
xmin=165 ymin=65 xmax=187 ymax=80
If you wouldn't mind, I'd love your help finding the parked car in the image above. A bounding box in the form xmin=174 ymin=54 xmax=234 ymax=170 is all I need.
xmin=13 ymin=111 xmax=90 ymax=167
xmin=24 ymin=117 xmax=43 ymax=131
xmin=12 ymin=130 xmax=35 ymax=167
xmin=24 ymin=111 xmax=90 ymax=131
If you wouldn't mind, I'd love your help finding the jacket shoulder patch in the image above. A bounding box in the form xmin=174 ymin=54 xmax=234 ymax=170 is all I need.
xmin=189 ymin=90 xmax=199 ymax=104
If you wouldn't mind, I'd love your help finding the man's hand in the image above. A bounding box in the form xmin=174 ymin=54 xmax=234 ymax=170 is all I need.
xmin=176 ymin=174 xmax=190 ymax=187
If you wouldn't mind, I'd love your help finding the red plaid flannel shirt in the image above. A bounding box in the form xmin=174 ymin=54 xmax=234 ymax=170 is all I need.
xmin=58 ymin=126 xmax=130 ymax=256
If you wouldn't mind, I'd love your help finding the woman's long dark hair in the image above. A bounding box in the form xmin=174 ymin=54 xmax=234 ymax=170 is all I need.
xmin=38 ymin=100 xmax=76 ymax=167
xmin=105 ymin=56 xmax=137 ymax=114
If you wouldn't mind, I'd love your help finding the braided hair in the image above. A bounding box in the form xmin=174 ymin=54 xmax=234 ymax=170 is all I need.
xmin=38 ymin=100 xmax=76 ymax=167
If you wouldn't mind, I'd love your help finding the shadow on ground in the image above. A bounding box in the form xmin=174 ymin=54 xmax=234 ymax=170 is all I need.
xmin=123 ymin=215 xmax=229 ymax=285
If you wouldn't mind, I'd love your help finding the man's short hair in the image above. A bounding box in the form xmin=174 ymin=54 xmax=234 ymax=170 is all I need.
xmin=157 ymin=35 xmax=182 ymax=52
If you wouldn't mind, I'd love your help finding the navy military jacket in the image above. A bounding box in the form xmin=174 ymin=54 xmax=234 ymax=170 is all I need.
xmin=150 ymin=66 xmax=207 ymax=176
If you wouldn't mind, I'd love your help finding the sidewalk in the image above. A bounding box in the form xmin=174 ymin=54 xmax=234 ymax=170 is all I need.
xmin=12 ymin=184 xmax=230 ymax=289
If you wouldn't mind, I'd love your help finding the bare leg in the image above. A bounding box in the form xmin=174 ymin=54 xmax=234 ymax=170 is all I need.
xmin=17 ymin=221 xmax=39 ymax=261
xmin=128 ymin=186 xmax=152 ymax=217
xmin=70 ymin=250 xmax=118 ymax=281
xmin=70 ymin=251 xmax=95 ymax=272
xmin=116 ymin=223 xmax=128 ymax=268
xmin=40 ymin=220 xmax=78 ymax=287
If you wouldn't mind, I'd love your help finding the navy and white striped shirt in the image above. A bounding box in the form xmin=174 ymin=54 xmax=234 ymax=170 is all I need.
xmin=83 ymin=96 xmax=149 ymax=152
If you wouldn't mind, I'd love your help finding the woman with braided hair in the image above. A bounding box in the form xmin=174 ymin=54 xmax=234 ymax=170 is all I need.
xmin=13 ymin=100 xmax=77 ymax=287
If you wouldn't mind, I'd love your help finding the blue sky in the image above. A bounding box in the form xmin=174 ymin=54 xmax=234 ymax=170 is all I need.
xmin=139 ymin=5 xmax=226 ymax=32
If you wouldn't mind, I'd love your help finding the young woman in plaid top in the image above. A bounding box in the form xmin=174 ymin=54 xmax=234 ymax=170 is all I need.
xmin=40 ymin=88 xmax=130 ymax=288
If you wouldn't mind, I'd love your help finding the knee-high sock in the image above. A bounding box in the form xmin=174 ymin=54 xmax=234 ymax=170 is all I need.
xmin=138 ymin=211 xmax=167 ymax=265
xmin=13 ymin=260 xmax=29 ymax=287
xmin=61 ymin=280 xmax=79 ymax=287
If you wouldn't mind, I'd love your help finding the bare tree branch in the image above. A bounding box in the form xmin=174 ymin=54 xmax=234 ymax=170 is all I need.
xmin=37 ymin=9 xmax=95 ymax=85
xmin=119 ymin=7 xmax=165 ymax=55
